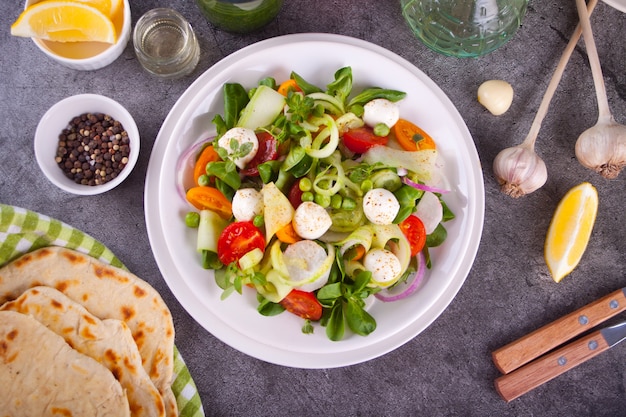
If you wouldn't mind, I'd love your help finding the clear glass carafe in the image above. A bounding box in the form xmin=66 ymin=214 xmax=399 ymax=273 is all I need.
xmin=401 ymin=0 xmax=528 ymax=58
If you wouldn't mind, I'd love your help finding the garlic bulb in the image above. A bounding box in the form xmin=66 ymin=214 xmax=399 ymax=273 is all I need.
xmin=493 ymin=144 xmax=548 ymax=198
xmin=575 ymin=117 xmax=626 ymax=179
xmin=573 ymin=0 xmax=626 ymax=180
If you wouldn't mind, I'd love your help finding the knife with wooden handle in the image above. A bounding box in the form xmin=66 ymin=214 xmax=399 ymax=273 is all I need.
xmin=494 ymin=320 xmax=626 ymax=402
xmin=492 ymin=287 xmax=626 ymax=374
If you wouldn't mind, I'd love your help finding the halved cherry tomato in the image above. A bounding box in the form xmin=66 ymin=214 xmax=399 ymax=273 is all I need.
xmin=217 ymin=221 xmax=265 ymax=266
xmin=276 ymin=222 xmax=301 ymax=244
xmin=186 ymin=186 xmax=232 ymax=219
xmin=277 ymin=79 xmax=302 ymax=96
xmin=193 ymin=144 xmax=220 ymax=186
xmin=392 ymin=119 xmax=436 ymax=152
xmin=399 ymin=214 xmax=427 ymax=257
xmin=240 ymin=132 xmax=278 ymax=176
xmin=342 ymin=126 xmax=388 ymax=154
xmin=279 ymin=289 xmax=323 ymax=321
xmin=287 ymin=179 xmax=304 ymax=209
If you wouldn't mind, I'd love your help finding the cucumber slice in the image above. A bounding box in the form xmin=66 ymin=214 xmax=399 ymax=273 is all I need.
xmin=236 ymin=85 xmax=286 ymax=130
xmin=197 ymin=209 xmax=228 ymax=253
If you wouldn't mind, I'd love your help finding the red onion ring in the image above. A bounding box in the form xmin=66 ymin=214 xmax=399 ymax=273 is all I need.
xmin=374 ymin=251 xmax=426 ymax=302
xmin=403 ymin=177 xmax=449 ymax=194
xmin=175 ymin=137 xmax=216 ymax=202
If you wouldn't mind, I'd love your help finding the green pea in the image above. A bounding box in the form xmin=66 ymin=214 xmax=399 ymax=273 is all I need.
xmin=373 ymin=123 xmax=390 ymax=137
xmin=351 ymin=104 xmax=364 ymax=117
xmin=253 ymin=215 xmax=264 ymax=228
xmin=301 ymin=191 xmax=314 ymax=202
xmin=315 ymin=193 xmax=331 ymax=208
xmin=299 ymin=177 xmax=312 ymax=192
xmin=341 ymin=197 xmax=356 ymax=210
xmin=185 ymin=212 xmax=200 ymax=228
xmin=197 ymin=174 xmax=210 ymax=187
xmin=331 ymin=194 xmax=343 ymax=209
xmin=360 ymin=179 xmax=373 ymax=193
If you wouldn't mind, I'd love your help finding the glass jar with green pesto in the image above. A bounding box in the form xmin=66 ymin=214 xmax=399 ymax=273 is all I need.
xmin=195 ymin=0 xmax=283 ymax=33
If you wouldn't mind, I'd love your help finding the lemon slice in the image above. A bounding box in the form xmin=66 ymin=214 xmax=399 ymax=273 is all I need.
xmin=544 ymin=182 xmax=598 ymax=282
xmin=11 ymin=0 xmax=117 ymax=44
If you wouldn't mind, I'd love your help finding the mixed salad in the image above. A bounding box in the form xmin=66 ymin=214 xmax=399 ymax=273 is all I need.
xmin=177 ymin=67 xmax=454 ymax=341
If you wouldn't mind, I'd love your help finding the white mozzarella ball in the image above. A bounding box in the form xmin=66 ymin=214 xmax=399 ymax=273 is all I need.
xmin=283 ymin=240 xmax=331 ymax=292
xmin=292 ymin=202 xmax=332 ymax=240
xmin=364 ymin=248 xmax=402 ymax=284
xmin=217 ymin=127 xmax=259 ymax=169
xmin=363 ymin=188 xmax=400 ymax=225
xmin=232 ymin=188 xmax=263 ymax=222
xmin=363 ymin=99 xmax=400 ymax=129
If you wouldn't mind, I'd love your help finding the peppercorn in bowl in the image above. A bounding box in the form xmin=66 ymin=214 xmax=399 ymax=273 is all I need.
xmin=34 ymin=93 xmax=140 ymax=195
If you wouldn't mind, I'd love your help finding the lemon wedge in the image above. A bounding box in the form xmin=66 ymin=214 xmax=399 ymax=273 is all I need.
xmin=544 ymin=182 xmax=598 ymax=282
xmin=74 ymin=0 xmax=123 ymax=18
xmin=11 ymin=0 xmax=117 ymax=44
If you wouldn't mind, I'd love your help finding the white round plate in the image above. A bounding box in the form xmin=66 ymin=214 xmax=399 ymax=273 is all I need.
xmin=145 ymin=33 xmax=485 ymax=369
xmin=602 ymin=0 xmax=626 ymax=12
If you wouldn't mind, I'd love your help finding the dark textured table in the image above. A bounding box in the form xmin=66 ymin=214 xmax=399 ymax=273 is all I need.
xmin=2 ymin=1 xmax=625 ymax=416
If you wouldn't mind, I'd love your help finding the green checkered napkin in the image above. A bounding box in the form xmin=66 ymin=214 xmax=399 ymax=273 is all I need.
xmin=0 ymin=203 xmax=205 ymax=417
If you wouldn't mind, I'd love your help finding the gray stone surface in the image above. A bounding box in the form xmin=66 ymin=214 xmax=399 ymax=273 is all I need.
xmin=1 ymin=1 xmax=625 ymax=416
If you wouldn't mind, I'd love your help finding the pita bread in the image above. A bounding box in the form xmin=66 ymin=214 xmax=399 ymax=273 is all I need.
xmin=1 ymin=286 xmax=166 ymax=417
xmin=0 ymin=247 xmax=177 ymax=417
xmin=0 ymin=310 xmax=130 ymax=417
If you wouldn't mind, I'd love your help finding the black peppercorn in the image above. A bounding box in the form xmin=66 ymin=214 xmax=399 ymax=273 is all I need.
xmin=55 ymin=113 xmax=131 ymax=186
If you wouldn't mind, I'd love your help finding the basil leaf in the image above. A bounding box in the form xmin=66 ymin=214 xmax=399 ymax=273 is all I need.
xmin=426 ymin=223 xmax=448 ymax=248
xmin=393 ymin=184 xmax=423 ymax=223
xmin=233 ymin=275 xmax=243 ymax=294
xmin=347 ymin=88 xmax=407 ymax=108
xmin=317 ymin=282 xmax=342 ymax=304
xmin=214 ymin=267 xmax=229 ymax=289
xmin=212 ymin=114 xmax=228 ymax=137
xmin=206 ymin=161 xmax=241 ymax=190
xmin=202 ymin=250 xmax=223 ymax=270
xmin=258 ymin=77 xmax=277 ymax=89
xmin=351 ymin=270 xmax=372 ymax=294
xmin=326 ymin=66 xmax=353 ymax=104
xmin=257 ymin=162 xmax=276 ymax=184
xmin=326 ymin=303 xmax=345 ymax=341
xmin=302 ymin=320 xmax=314 ymax=334
xmin=257 ymin=299 xmax=285 ymax=316
xmin=222 ymin=83 xmax=249 ymax=130
xmin=345 ymin=299 xmax=376 ymax=336
xmin=214 ymin=178 xmax=234 ymax=201
xmin=441 ymin=199 xmax=456 ymax=222
xmin=290 ymin=71 xmax=323 ymax=95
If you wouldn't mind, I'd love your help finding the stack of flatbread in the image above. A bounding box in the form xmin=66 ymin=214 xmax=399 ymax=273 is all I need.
xmin=0 ymin=246 xmax=178 ymax=417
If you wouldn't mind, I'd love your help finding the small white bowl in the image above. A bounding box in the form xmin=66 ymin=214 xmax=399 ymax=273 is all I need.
xmin=34 ymin=94 xmax=140 ymax=195
xmin=25 ymin=0 xmax=131 ymax=71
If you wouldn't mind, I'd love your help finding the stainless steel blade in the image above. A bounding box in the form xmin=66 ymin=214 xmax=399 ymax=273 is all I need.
xmin=601 ymin=320 xmax=626 ymax=347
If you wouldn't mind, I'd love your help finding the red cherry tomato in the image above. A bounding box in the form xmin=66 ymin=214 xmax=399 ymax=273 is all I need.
xmin=341 ymin=126 xmax=388 ymax=154
xmin=287 ymin=179 xmax=304 ymax=209
xmin=240 ymin=132 xmax=278 ymax=176
xmin=399 ymin=215 xmax=427 ymax=257
xmin=217 ymin=221 xmax=265 ymax=266
xmin=279 ymin=289 xmax=323 ymax=321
